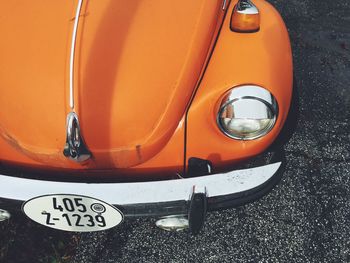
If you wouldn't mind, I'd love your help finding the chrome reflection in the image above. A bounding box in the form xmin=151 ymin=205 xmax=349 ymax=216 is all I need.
xmin=0 ymin=209 xmax=11 ymax=221
xmin=63 ymin=112 xmax=91 ymax=162
xmin=217 ymin=85 xmax=278 ymax=140
xmin=156 ymin=215 xmax=189 ymax=231
xmin=222 ymin=0 xmax=228 ymax=10
xmin=236 ymin=0 xmax=259 ymax=15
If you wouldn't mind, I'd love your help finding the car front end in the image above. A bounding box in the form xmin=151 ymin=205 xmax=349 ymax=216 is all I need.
xmin=0 ymin=0 xmax=293 ymax=234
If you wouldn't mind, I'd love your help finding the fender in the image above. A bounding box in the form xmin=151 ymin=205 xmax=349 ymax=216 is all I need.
xmin=186 ymin=0 xmax=293 ymax=169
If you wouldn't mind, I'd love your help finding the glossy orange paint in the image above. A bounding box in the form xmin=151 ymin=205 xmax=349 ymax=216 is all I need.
xmin=0 ymin=0 xmax=293 ymax=178
xmin=0 ymin=0 xmax=224 ymax=173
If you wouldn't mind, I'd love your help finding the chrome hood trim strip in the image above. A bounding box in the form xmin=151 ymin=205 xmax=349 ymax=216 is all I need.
xmin=69 ymin=0 xmax=84 ymax=110
xmin=65 ymin=1 xmax=91 ymax=162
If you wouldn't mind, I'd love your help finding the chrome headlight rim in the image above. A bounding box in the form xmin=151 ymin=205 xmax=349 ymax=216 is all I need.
xmin=217 ymin=85 xmax=279 ymax=140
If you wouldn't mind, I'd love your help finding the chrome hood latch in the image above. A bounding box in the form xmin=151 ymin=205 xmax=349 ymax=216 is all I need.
xmin=63 ymin=112 xmax=91 ymax=162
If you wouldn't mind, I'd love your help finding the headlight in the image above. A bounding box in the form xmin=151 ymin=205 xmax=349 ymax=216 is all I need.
xmin=217 ymin=85 xmax=278 ymax=140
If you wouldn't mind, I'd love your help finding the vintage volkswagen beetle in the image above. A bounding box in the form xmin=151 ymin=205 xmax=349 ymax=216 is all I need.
xmin=0 ymin=0 xmax=293 ymax=234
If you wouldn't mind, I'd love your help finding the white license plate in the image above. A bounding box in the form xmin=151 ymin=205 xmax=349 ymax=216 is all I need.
xmin=22 ymin=194 xmax=123 ymax=232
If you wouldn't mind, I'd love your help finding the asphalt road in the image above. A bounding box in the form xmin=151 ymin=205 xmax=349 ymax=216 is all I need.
xmin=1 ymin=0 xmax=350 ymax=262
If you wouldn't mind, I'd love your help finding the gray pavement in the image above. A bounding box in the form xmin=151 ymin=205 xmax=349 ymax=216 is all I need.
xmin=1 ymin=0 xmax=350 ymax=262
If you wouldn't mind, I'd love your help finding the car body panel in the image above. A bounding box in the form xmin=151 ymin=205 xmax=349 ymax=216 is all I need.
xmin=186 ymin=0 xmax=293 ymax=171
xmin=0 ymin=0 xmax=293 ymax=179
xmin=0 ymin=0 xmax=223 ymax=171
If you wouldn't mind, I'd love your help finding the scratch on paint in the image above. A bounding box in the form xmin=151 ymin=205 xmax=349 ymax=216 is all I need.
xmin=0 ymin=125 xmax=66 ymax=165
xmin=136 ymin=145 xmax=142 ymax=162
xmin=69 ymin=12 xmax=89 ymax=21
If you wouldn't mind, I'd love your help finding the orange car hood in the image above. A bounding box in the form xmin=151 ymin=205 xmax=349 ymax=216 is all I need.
xmin=0 ymin=1 xmax=222 ymax=168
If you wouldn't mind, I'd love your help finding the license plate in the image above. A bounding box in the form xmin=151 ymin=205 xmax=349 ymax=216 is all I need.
xmin=22 ymin=194 xmax=123 ymax=232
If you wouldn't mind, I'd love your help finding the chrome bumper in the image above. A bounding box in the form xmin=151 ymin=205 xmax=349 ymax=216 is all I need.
xmin=0 ymin=161 xmax=283 ymax=218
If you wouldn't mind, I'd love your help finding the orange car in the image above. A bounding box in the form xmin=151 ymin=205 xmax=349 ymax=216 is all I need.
xmin=0 ymin=0 xmax=293 ymax=234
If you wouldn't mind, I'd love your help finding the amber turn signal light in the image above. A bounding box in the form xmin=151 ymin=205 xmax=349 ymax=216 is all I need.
xmin=230 ymin=0 xmax=260 ymax=33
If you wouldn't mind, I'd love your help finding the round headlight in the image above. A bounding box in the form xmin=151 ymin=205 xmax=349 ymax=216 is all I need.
xmin=217 ymin=85 xmax=278 ymax=140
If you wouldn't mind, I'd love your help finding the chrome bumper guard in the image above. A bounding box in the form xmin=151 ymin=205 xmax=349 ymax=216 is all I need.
xmin=0 ymin=161 xmax=283 ymax=219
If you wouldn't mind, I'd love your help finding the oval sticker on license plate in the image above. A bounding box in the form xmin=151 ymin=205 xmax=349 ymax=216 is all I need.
xmin=22 ymin=194 xmax=123 ymax=232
